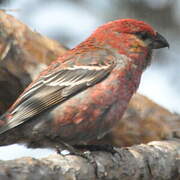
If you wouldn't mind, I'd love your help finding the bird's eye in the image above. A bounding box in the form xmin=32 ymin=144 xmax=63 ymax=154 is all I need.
xmin=136 ymin=31 xmax=151 ymax=40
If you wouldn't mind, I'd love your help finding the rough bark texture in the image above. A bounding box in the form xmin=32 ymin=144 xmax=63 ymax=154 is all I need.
xmin=0 ymin=10 xmax=179 ymax=180
xmin=0 ymin=140 xmax=179 ymax=180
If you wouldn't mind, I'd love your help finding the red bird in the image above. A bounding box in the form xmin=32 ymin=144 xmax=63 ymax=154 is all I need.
xmin=0 ymin=19 xmax=169 ymax=149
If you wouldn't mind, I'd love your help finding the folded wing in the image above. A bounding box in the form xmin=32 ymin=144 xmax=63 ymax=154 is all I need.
xmin=0 ymin=52 xmax=115 ymax=134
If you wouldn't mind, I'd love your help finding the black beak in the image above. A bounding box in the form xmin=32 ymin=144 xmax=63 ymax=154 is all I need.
xmin=151 ymin=32 xmax=169 ymax=49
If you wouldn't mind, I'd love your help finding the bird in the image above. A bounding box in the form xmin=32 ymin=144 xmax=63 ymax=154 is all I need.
xmin=0 ymin=19 xmax=169 ymax=150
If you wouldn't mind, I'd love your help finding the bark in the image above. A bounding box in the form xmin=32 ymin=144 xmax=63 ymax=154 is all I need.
xmin=0 ymin=10 xmax=179 ymax=180
xmin=0 ymin=140 xmax=179 ymax=180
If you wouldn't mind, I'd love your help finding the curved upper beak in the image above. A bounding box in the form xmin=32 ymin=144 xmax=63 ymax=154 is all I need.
xmin=151 ymin=32 xmax=169 ymax=49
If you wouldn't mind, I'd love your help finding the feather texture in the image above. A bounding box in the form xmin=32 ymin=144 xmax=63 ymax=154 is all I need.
xmin=0 ymin=49 xmax=115 ymax=134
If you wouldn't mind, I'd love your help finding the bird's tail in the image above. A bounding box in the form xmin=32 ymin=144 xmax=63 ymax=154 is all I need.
xmin=0 ymin=112 xmax=22 ymax=146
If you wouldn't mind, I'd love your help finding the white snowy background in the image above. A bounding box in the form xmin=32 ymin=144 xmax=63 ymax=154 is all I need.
xmin=0 ymin=0 xmax=179 ymax=160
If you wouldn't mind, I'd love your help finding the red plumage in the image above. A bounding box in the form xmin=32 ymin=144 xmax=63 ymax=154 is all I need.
xmin=0 ymin=19 xmax=169 ymax=148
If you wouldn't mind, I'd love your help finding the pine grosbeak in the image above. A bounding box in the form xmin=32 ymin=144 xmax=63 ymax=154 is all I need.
xmin=0 ymin=19 xmax=169 ymax=149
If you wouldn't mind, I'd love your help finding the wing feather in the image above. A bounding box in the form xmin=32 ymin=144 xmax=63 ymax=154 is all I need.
xmin=0 ymin=58 xmax=115 ymax=134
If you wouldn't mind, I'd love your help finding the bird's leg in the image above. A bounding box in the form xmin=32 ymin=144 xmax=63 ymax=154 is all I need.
xmin=56 ymin=142 xmax=100 ymax=165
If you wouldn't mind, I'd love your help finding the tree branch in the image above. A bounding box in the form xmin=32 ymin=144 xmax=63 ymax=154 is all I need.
xmin=0 ymin=140 xmax=179 ymax=180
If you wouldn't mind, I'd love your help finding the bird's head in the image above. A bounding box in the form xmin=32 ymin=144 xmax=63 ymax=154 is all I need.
xmin=89 ymin=19 xmax=169 ymax=66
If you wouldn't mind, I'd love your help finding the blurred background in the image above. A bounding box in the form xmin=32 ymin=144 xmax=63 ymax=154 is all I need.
xmin=0 ymin=0 xmax=179 ymax=159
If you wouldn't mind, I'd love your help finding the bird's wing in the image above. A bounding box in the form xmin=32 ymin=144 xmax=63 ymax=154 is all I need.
xmin=0 ymin=52 xmax=115 ymax=134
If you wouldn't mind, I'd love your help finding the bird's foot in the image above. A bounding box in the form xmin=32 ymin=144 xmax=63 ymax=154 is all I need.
xmin=56 ymin=143 xmax=116 ymax=165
